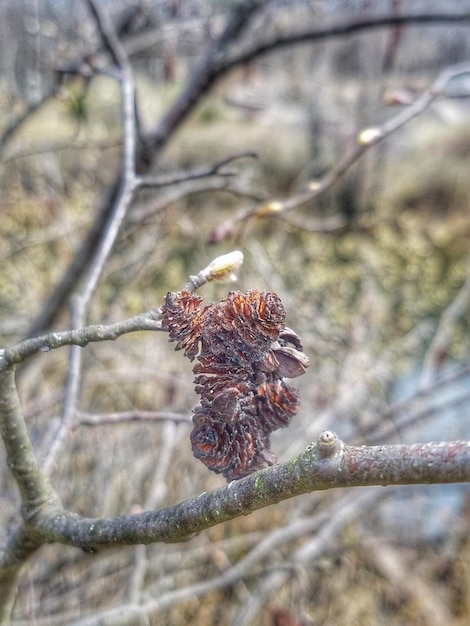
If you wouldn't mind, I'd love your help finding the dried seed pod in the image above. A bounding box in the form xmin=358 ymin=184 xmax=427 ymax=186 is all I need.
xmin=160 ymin=289 xmax=309 ymax=481
xmin=191 ymin=407 xmax=273 ymax=480
xmin=255 ymin=379 xmax=299 ymax=432
xmin=271 ymin=344 xmax=310 ymax=378
xmin=161 ymin=291 xmax=208 ymax=360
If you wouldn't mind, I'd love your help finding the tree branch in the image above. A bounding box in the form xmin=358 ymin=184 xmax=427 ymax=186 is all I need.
xmin=420 ymin=260 xmax=470 ymax=390
xmin=222 ymin=11 xmax=470 ymax=72
xmin=77 ymin=410 xmax=192 ymax=426
xmin=0 ymin=368 xmax=63 ymax=620
xmin=29 ymin=432 xmax=470 ymax=551
xmin=141 ymin=0 xmax=266 ymax=161
xmin=0 ymin=310 xmax=162 ymax=368
xmin=22 ymin=1 xmax=139 ymax=341
xmin=135 ymin=151 xmax=257 ymax=189
xmin=209 ymin=60 xmax=470 ymax=242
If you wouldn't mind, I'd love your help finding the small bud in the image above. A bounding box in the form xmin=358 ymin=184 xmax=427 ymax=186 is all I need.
xmin=255 ymin=201 xmax=283 ymax=217
xmin=201 ymin=250 xmax=244 ymax=283
xmin=306 ymin=180 xmax=321 ymax=192
xmin=316 ymin=430 xmax=341 ymax=457
xmin=357 ymin=127 xmax=382 ymax=145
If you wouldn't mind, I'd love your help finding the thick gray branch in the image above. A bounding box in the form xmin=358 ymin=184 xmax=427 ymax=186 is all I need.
xmin=0 ymin=368 xmax=63 ymax=620
xmin=0 ymin=368 xmax=60 ymax=510
xmin=32 ymin=433 xmax=470 ymax=551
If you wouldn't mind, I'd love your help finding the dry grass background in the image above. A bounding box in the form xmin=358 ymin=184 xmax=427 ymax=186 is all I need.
xmin=1 ymin=7 xmax=470 ymax=624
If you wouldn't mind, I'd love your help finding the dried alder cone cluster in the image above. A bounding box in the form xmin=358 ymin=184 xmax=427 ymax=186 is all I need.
xmin=162 ymin=289 xmax=309 ymax=481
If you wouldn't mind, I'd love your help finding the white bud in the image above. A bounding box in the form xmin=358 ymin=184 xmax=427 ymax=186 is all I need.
xmin=357 ymin=127 xmax=382 ymax=145
xmin=201 ymin=250 xmax=244 ymax=283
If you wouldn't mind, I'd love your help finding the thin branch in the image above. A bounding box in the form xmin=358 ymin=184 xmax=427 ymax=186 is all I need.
xmin=80 ymin=0 xmax=138 ymax=307
xmin=1 ymin=248 xmax=245 ymax=368
xmin=22 ymin=2 xmax=139 ymax=341
xmin=230 ymin=489 xmax=384 ymax=626
xmin=86 ymin=0 xmax=127 ymax=69
xmin=129 ymin=420 xmax=182 ymax=604
xmin=77 ymin=410 xmax=192 ymax=426
xmin=34 ymin=0 xmax=140 ymax=478
xmin=143 ymin=490 xmax=383 ymax=622
xmin=0 ymin=310 xmax=163 ymax=368
xmin=129 ymin=178 xmax=264 ymax=224
xmin=41 ymin=297 xmax=86 ymax=475
xmin=360 ymin=537 xmax=452 ymax=626
xmin=365 ymin=365 xmax=470 ymax=444
xmin=140 ymin=10 xmax=470 ymax=163
xmin=420 ymin=261 xmax=470 ymax=390
xmin=1 ymin=137 xmax=121 ymax=164
xmin=210 ymin=60 xmax=470 ymax=242
xmin=141 ymin=0 xmax=266 ymax=161
xmin=0 ymin=92 xmax=54 ymax=159
xmin=135 ymin=151 xmax=257 ymax=190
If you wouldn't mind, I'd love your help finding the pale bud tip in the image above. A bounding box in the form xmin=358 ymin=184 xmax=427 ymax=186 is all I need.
xmin=256 ymin=201 xmax=283 ymax=217
xmin=202 ymin=250 xmax=244 ymax=283
xmin=357 ymin=127 xmax=382 ymax=145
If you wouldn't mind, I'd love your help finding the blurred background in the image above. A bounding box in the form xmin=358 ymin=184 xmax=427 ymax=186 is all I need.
xmin=1 ymin=1 xmax=470 ymax=624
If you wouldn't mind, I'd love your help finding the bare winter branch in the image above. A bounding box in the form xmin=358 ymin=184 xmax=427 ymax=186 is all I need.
xmin=0 ymin=311 xmax=162 ymax=368
xmin=209 ymin=61 xmax=470 ymax=242
xmin=420 ymin=260 xmax=470 ymax=389
xmin=141 ymin=0 xmax=266 ymax=161
xmin=77 ymin=410 xmax=192 ymax=426
xmin=223 ymin=11 xmax=470 ymax=71
xmin=24 ymin=432 xmax=470 ymax=551
xmin=2 ymin=3 xmax=470 ymax=623
xmin=136 ymin=152 xmax=257 ymax=189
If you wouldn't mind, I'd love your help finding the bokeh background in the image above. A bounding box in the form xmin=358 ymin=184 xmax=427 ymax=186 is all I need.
xmin=1 ymin=1 xmax=470 ymax=624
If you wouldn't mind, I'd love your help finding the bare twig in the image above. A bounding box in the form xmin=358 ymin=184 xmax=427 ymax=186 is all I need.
xmin=222 ymin=12 xmax=470 ymax=71
xmin=1 ymin=138 xmax=121 ymax=164
xmin=128 ymin=420 xmax=182 ymax=603
xmin=146 ymin=490 xmax=383 ymax=623
xmin=209 ymin=60 xmax=470 ymax=242
xmin=80 ymin=0 xmax=138 ymax=307
xmin=361 ymin=537 xmax=453 ymax=626
xmin=38 ymin=0 xmax=140 ymax=476
xmin=135 ymin=152 xmax=257 ymax=190
xmin=0 ymin=92 xmax=54 ymax=158
xmin=141 ymin=0 xmax=266 ymax=161
xmin=129 ymin=178 xmax=264 ymax=224
xmin=230 ymin=489 xmax=384 ymax=626
xmin=77 ymin=410 xmax=192 ymax=426
xmin=0 ymin=310 xmax=162 ymax=368
xmin=1 ymin=249 xmax=244 ymax=368
xmin=420 ymin=261 xmax=470 ymax=390
xmin=366 ymin=365 xmax=470 ymax=444
xmin=21 ymin=2 xmax=138 ymax=341
xmin=41 ymin=297 xmax=87 ymax=475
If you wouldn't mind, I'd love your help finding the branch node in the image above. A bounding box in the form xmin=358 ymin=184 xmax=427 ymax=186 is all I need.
xmin=316 ymin=430 xmax=341 ymax=458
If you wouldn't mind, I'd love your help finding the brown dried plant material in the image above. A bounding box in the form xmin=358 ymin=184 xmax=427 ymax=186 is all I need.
xmin=162 ymin=289 xmax=309 ymax=481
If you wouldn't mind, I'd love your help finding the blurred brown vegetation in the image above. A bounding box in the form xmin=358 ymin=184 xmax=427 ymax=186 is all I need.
xmin=1 ymin=1 xmax=470 ymax=624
